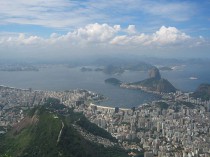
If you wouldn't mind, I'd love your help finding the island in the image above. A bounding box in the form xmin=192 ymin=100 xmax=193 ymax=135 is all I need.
xmin=80 ymin=67 xmax=93 ymax=72
xmin=104 ymin=78 xmax=122 ymax=85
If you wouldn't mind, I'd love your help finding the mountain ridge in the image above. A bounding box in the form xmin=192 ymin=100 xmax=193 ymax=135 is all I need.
xmin=0 ymin=98 xmax=129 ymax=157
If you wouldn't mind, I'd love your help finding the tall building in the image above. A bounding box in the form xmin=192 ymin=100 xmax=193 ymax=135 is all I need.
xmin=207 ymin=103 xmax=210 ymax=112
xmin=144 ymin=151 xmax=154 ymax=157
xmin=157 ymin=122 xmax=161 ymax=132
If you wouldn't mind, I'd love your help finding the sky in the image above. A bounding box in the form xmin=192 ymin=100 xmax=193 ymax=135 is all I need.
xmin=0 ymin=0 xmax=210 ymax=61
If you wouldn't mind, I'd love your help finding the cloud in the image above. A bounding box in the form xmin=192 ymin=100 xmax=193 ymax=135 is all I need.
xmin=110 ymin=25 xmax=192 ymax=47
xmin=0 ymin=24 xmax=207 ymax=60
xmin=0 ymin=0 xmax=103 ymax=28
xmin=126 ymin=25 xmax=136 ymax=34
xmin=0 ymin=0 xmax=197 ymax=29
xmin=150 ymin=26 xmax=191 ymax=45
xmin=18 ymin=33 xmax=43 ymax=45
xmin=0 ymin=24 xmax=205 ymax=47
xmin=141 ymin=1 xmax=196 ymax=21
xmin=110 ymin=34 xmax=149 ymax=46
xmin=67 ymin=23 xmax=121 ymax=43
xmin=0 ymin=33 xmax=44 ymax=46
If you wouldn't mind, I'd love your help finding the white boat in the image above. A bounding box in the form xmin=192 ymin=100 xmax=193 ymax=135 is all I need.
xmin=189 ymin=77 xmax=198 ymax=80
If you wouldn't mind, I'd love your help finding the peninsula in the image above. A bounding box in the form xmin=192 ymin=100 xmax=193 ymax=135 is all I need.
xmin=121 ymin=67 xmax=176 ymax=93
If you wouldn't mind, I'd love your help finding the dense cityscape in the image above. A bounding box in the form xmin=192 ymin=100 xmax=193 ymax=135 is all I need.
xmin=0 ymin=0 xmax=210 ymax=156
xmin=0 ymin=85 xmax=210 ymax=157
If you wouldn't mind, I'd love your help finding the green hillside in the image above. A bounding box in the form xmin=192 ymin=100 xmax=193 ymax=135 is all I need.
xmin=0 ymin=99 xmax=128 ymax=157
xmin=191 ymin=83 xmax=210 ymax=100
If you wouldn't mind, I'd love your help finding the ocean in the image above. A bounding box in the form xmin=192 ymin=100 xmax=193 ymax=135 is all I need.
xmin=0 ymin=64 xmax=209 ymax=108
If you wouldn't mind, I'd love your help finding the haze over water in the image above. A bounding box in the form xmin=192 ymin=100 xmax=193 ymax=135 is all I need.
xmin=0 ymin=64 xmax=209 ymax=108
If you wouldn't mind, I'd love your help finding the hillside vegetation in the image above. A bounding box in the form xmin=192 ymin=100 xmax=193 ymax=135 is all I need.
xmin=191 ymin=84 xmax=210 ymax=100
xmin=0 ymin=98 xmax=128 ymax=157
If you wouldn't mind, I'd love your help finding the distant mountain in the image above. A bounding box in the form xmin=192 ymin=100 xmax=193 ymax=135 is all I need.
xmin=102 ymin=65 xmax=124 ymax=74
xmin=92 ymin=61 xmax=154 ymax=75
xmin=122 ymin=67 xmax=176 ymax=93
xmin=159 ymin=66 xmax=173 ymax=71
xmin=105 ymin=78 xmax=122 ymax=85
xmin=191 ymin=84 xmax=210 ymax=101
xmin=0 ymin=99 xmax=128 ymax=157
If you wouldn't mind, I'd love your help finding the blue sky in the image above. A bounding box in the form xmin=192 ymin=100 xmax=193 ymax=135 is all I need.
xmin=0 ymin=0 xmax=209 ymax=60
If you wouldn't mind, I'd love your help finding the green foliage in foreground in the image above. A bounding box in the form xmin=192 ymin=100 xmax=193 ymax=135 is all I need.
xmin=0 ymin=99 xmax=129 ymax=157
xmin=0 ymin=108 xmax=62 ymax=157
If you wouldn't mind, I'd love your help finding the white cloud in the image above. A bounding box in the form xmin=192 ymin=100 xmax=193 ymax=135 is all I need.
xmin=126 ymin=25 xmax=136 ymax=34
xmin=18 ymin=33 xmax=43 ymax=45
xmin=0 ymin=24 xmax=206 ymax=52
xmin=0 ymin=0 xmax=102 ymax=28
xmin=0 ymin=0 xmax=197 ymax=29
xmin=141 ymin=2 xmax=196 ymax=21
xmin=150 ymin=26 xmax=191 ymax=45
xmin=110 ymin=34 xmax=149 ymax=46
xmin=69 ymin=23 xmax=121 ymax=43
xmin=110 ymin=35 xmax=129 ymax=45
xmin=0 ymin=33 xmax=43 ymax=45
xmin=111 ymin=25 xmax=192 ymax=47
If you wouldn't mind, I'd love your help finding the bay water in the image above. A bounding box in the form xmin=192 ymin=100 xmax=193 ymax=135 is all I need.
xmin=0 ymin=64 xmax=209 ymax=108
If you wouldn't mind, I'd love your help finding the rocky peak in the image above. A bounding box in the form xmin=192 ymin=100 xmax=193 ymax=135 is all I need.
xmin=149 ymin=67 xmax=161 ymax=80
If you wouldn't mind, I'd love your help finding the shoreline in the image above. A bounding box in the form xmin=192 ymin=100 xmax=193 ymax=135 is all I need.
xmin=0 ymin=84 xmax=132 ymax=110
xmin=0 ymin=84 xmax=160 ymax=109
xmin=0 ymin=85 xmax=30 ymax=91
xmin=0 ymin=84 xmax=133 ymax=110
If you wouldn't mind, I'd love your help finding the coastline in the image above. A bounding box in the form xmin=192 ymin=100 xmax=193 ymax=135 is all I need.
xmin=0 ymin=85 xmax=30 ymax=91
xmin=0 ymin=84 xmax=133 ymax=110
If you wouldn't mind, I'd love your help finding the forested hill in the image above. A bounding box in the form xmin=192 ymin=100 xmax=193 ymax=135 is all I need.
xmin=191 ymin=84 xmax=210 ymax=100
xmin=0 ymin=98 xmax=129 ymax=157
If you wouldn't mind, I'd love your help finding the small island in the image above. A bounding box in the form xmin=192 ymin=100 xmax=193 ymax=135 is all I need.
xmin=104 ymin=78 xmax=122 ymax=85
xmin=80 ymin=67 xmax=93 ymax=72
